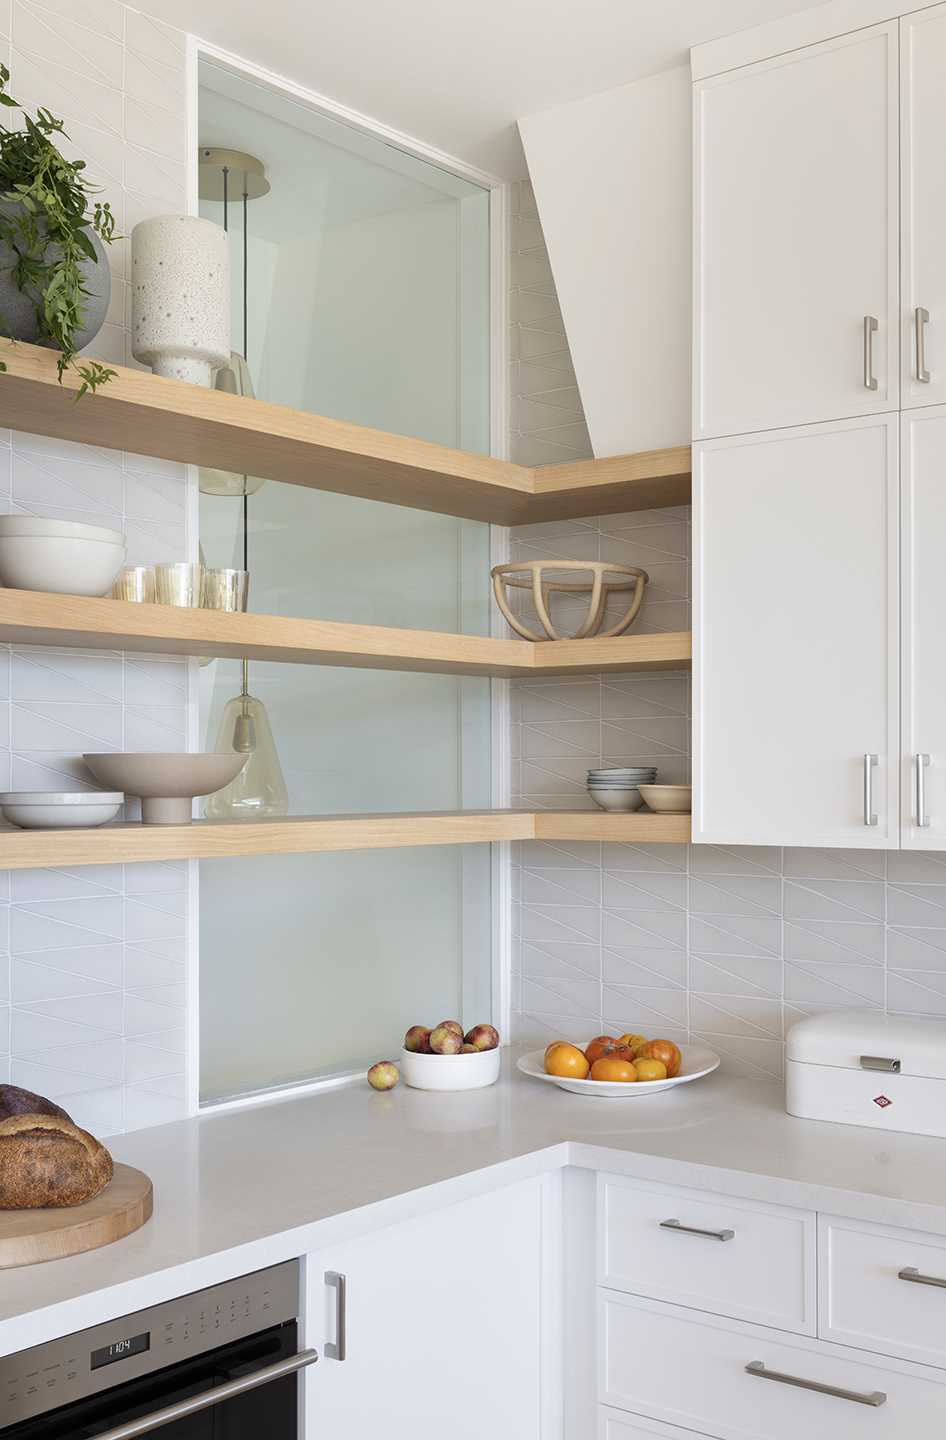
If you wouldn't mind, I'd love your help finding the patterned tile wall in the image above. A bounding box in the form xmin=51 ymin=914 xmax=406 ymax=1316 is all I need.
xmin=507 ymin=196 xmax=946 ymax=1081
xmin=0 ymin=0 xmax=191 ymax=1134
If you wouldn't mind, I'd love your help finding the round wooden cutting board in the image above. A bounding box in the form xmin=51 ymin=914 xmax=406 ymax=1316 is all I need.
xmin=0 ymin=1164 xmax=153 ymax=1268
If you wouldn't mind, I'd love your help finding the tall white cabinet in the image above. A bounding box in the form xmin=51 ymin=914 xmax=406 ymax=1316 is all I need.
xmin=693 ymin=1 xmax=946 ymax=851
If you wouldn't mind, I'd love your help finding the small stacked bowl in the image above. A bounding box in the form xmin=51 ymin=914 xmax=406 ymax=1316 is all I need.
xmin=587 ymin=767 xmax=657 ymax=812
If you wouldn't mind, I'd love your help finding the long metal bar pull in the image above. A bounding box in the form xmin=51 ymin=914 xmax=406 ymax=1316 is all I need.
xmin=85 ymin=1350 xmax=319 ymax=1440
xmin=745 ymin=1361 xmax=886 ymax=1407
xmin=915 ymin=753 xmax=930 ymax=828
xmin=916 ymin=306 xmax=931 ymax=383
xmin=899 ymin=1265 xmax=946 ymax=1290
xmin=864 ymin=315 xmax=879 ymax=390
xmin=659 ymin=1218 xmax=735 ymax=1242
xmin=863 ymin=753 xmax=878 ymax=827
xmin=325 ymin=1270 xmax=347 ymax=1360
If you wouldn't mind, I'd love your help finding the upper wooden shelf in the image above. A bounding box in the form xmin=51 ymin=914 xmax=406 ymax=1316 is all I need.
xmin=0 ymin=344 xmax=690 ymax=525
xmin=0 ymin=591 xmax=691 ymax=677
xmin=0 ymin=810 xmax=691 ymax=869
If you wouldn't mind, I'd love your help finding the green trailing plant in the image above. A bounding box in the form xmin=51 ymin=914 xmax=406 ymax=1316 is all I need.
xmin=0 ymin=64 xmax=117 ymax=395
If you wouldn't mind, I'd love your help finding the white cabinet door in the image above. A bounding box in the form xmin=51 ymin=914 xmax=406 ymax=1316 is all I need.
xmin=901 ymin=4 xmax=946 ymax=409
xmin=902 ymin=406 xmax=946 ymax=847
xmin=694 ymin=415 xmax=899 ymax=848
xmin=694 ymin=23 xmax=899 ymax=439
xmin=303 ymin=1176 xmax=556 ymax=1439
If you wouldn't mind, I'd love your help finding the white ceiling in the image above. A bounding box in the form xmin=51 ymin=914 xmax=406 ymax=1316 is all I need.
xmin=145 ymin=0 xmax=834 ymax=179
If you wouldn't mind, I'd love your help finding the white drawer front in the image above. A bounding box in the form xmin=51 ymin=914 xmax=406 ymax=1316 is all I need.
xmin=821 ymin=1214 xmax=946 ymax=1369
xmin=600 ymin=1291 xmax=946 ymax=1439
xmin=599 ymin=1407 xmax=714 ymax=1439
xmin=598 ymin=1173 xmax=815 ymax=1333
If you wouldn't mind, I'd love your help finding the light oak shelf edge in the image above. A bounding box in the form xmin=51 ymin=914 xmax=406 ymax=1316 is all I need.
xmin=0 ymin=592 xmax=692 ymax=676
xmin=0 ymin=810 xmax=692 ymax=868
xmin=0 ymin=343 xmax=690 ymax=524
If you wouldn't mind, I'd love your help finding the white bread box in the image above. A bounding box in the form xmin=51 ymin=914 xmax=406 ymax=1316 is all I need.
xmin=786 ymin=1010 xmax=946 ymax=1137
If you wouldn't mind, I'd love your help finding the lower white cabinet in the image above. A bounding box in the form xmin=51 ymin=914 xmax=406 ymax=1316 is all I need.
xmin=303 ymin=1175 xmax=556 ymax=1439
xmin=600 ymin=1290 xmax=946 ymax=1438
xmin=599 ymin=1409 xmax=706 ymax=1440
xmin=694 ymin=413 xmax=900 ymax=847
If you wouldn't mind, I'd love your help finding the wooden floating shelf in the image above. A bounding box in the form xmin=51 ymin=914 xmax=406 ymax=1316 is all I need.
xmin=0 ymin=592 xmax=692 ymax=677
xmin=0 ymin=343 xmax=690 ymax=525
xmin=0 ymin=811 xmax=691 ymax=869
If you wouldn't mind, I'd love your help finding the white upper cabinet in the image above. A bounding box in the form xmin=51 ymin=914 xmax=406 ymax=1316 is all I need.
xmin=694 ymin=414 xmax=899 ymax=848
xmin=901 ymin=4 xmax=946 ymax=409
xmin=901 ymin=406 xmax=946 ymax=849
xmin=694 ymin=24 xmax=899 ymax=440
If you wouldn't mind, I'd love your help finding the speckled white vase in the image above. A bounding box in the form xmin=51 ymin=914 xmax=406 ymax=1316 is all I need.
xmin=131 ymin=216 xmax=229 ymax=386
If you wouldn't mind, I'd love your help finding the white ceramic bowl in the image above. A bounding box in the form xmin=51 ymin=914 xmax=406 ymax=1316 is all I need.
xmin=588 ymin=787 xmax=644 ymax=812
xmin=0 ymin=791 xmax=124 ymax=829
xmin=517 ymin=1042 xmax=720 ymax=1098
xmin=0 ymin=516 xmax=126 ymax=596
xmin=83 ymin=752 xmax=247 ymax=824
xmin=639 ymin=784 xmax=692 ymax=814
xmin=399 ymin=1045 xmax=501 ymax=1091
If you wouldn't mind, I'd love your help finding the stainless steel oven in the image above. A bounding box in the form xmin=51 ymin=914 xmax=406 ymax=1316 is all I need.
xmin=0 ymin=1260 xmax=317 ymax=1439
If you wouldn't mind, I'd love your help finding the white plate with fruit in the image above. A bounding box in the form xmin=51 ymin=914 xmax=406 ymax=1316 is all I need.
xmin=518 ymin=1033 xmax=720 ymax=1097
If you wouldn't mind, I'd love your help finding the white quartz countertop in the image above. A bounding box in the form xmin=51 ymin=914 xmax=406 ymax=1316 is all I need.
xmin=4 ymin=1051 xmax=946 ymax=1354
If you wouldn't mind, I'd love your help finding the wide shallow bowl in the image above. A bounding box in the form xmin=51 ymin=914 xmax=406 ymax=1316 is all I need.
xmin=517 ymin=1042 xmax=720 ymax=1098
xmin=83 ymin=753 xmax=247 ymax=824
xmin=0 ymin=791 xmax=123 ymax=829
xmin=400 ymin=1045 xmax=501 ymax=1091
xmin=0 ymin=516 xmax=124 ymax=543
xmin=0 ymin=531 xmax=126 ymax=596
xmin=639 ymin=784 xmax=692 ymax=814
xmin=588 ymin=787 xmax=644 ymax=812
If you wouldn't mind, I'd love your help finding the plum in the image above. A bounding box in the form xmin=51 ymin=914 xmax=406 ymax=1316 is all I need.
xmin=464 ymin=1023 xmax=500 ymax=1052
xmin=429 ymin=1024 xmax=463 ymax=1054
xmin=367 ymin=1061 xmax=400 ymax=1091
xmin=437 ymin=1020 xmax=464 ymax=1038
xmin=403 ymin=1025 xmax=431 ymax=1053
xmin=461 ymin=1043 xmax=477 ymax=1053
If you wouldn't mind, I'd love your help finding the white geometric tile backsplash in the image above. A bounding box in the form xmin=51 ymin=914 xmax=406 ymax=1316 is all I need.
xmin=507 ymin=189 xmax=946 ymax=1080
xmin=0 ymin=0 xmax=191 ymax=1134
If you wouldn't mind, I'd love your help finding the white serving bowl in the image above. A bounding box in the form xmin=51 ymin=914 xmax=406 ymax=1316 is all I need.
xmin=588 ymin=787 xmax=644 ymax=812
xmin=639 ymin=784 xmax=692 ymax=814
xmin=517 ymin=1042 xmax=720 ymax=1098
xmin=0 ymin=516 xmax=126 ymax=596
xmin=399 ymin=1045 xmax=501 ymax=1091
xmin=0 ymin=791 xmax=124 ymax=829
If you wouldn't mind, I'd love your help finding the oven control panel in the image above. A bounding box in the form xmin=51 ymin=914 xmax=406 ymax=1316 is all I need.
xmin=0 ymin=1260 xmax=298 ymax=1428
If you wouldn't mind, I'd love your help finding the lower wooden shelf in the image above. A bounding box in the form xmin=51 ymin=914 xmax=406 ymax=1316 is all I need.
xmin=0 ymin=809 xmax=691 ymax=868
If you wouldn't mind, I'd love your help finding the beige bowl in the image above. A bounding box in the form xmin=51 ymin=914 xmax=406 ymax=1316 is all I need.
xmin=638 ymin=784 xmax=692 ymax=814
xmin=83 ymin=752 xmax=247 ymax=824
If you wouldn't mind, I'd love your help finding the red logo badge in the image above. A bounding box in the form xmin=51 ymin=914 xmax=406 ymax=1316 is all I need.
xmin=873 ymin=1094 xmax=892 ymax=1108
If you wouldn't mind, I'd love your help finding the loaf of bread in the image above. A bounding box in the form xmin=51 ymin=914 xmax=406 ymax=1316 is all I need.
xmin=0 ymin=1088 xmax=113 ymax=1209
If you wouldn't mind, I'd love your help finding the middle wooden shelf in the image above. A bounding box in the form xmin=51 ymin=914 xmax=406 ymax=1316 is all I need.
xmin=0 ymin=590 xmax=691 ymax=678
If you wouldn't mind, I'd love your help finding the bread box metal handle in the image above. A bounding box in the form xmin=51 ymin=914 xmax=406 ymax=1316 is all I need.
xmin=859 ymin=1055 xmax=901 ymax=1073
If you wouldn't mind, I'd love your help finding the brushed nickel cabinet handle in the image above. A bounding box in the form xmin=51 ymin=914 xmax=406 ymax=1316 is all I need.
xmin=659 ymin=1218 xmax=735 ymax=1242
xmin=85 ymin=1349 xmax=319 ymax=1440
xmin=860 ymin=1055 xmax=901 ymax=1073
xmin=864 ymin=315 xmax=879 ymax=390
xmin=899 ymin=1265 xmax=946 ymax=1289
xmin=325 ymin=1270 xmax=347 ymax=1360
xmin=863 ymin=752 xmax=878 ymax=827
xmin=916 ymin=306 xmax=931 ymax=383
xmin=746 ymin=1360 xmax=886 ymax=1407
xmin=915 ymin=753 xmax=930 ymax=828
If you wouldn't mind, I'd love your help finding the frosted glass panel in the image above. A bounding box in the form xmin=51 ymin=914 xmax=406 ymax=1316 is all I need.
xmin=197 ymin=62 xmax=493 ymax=1104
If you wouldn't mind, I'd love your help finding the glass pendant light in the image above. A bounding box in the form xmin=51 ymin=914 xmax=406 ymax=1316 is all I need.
xmin=200 ymin=147 xmax=289 ymax=819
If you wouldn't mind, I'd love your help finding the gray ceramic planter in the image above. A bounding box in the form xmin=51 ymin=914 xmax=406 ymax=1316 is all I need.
xmin=0 ymin=202 xmax=110 ymax=351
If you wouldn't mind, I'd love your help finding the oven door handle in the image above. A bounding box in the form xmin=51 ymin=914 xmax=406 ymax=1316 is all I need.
xmin=87 ymin=1348 xmax=319 ymax=1440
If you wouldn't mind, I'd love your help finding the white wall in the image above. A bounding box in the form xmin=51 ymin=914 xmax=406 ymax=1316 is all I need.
xmin=519 ymin=64 xmax=692 ymax=457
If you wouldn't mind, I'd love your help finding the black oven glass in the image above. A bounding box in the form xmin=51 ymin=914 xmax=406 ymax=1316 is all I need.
xmin=1 ymin=1319 xmax=298 ymax=1439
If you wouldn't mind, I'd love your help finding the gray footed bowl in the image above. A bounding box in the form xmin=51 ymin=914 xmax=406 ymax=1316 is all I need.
xmin=83 ymin=753 xmax=247 ymax=824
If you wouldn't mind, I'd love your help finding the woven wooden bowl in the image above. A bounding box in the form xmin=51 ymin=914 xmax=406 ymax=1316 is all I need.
xmin=491 ymin=560 xmax=649 ymax=642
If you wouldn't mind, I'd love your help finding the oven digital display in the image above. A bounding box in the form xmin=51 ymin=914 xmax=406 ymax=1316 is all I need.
xmin=90 ymin=1332 xmax=151 ymax=1370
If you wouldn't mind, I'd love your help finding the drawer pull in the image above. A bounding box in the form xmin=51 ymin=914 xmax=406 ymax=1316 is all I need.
xmin=898 ymin=1265 xmax=946 ymax=1290
xmin=745 ymin=1361 xmax=886 ymax=1407
xmin=859 ymin=1055 xmax=900 ymax=1073
xmin=659 ymin=1218 xmax=735 ymax=1242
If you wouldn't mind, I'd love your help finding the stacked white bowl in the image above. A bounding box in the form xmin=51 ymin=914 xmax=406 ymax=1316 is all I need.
xmin=0 ymin=516 xmax=126 ymax=596
xmin=587 ymin=766 xmax=658 ymax=812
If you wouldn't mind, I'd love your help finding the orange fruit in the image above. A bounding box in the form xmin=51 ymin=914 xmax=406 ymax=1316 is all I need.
xmin=617 ymin=1032 xmax=648 ymax=1057
xmin=545 ymin=1042 xmax=590 ymax=1080
xmin=634 ymin=1057 xmax=668 ymax=1082
xmin=638 ymin=1039 xmax=682 ymax=1078
xmin=585 ymin=1035 xmax=620 ymax=1065
xmin=590 ymin=1055 xmax=638 ymax=1083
